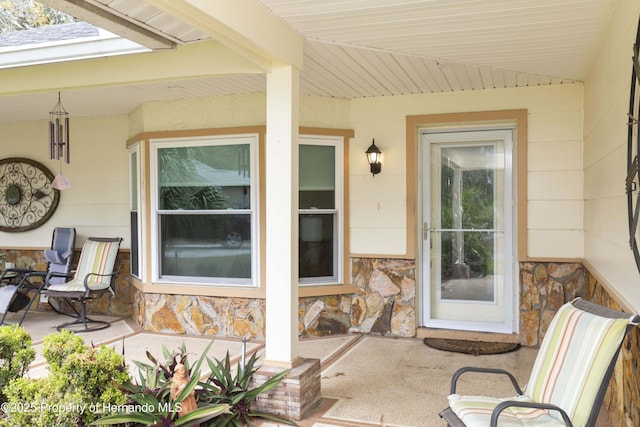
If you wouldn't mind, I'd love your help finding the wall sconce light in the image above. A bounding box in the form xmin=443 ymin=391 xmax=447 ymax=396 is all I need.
xmin=365 ymin=139 xmax=382 ymax=176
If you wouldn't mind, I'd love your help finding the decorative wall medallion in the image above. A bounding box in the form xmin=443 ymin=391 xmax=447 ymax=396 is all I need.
xmin=627 ymin=18 xmax=640 ymax=272
xmin=0 ymin=158 xmax=59 ymax=232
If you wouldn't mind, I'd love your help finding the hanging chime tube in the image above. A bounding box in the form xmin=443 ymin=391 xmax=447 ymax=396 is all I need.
xmin=65 ymin=117 xmax=70 ymax=162
xmin=48 ymin=92 xmax=70 ymax=164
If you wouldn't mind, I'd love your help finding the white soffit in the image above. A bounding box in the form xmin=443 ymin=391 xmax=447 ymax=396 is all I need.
xmin=0 ymin=0 xmax=619 ymax=122
xmin=257 ymin=0 xmax=616 ymax=82
xmin=92 ymin=0 xmax=210 ymax=43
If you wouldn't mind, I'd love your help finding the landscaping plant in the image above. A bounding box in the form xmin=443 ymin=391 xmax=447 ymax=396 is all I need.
xmin=91 ymin=340 xmax=231 ymax=426
xmin=0 ymin=324 xmax=35 ymax=403
xmin=199 ymin=351 xmax=297 ymax=426
xmin=92 ymin=340 xmax=297 ymax=426
xmin=1 ymin=330 xmax=130 ymax=427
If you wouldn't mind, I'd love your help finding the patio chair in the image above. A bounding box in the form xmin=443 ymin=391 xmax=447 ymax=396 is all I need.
xmin=46 ymin=237 xmax=122 ymax=332
xmin=439 ymin=297 xmax=640 ymax=427
xmin=0 ymin=227 xmax=76 ymax=325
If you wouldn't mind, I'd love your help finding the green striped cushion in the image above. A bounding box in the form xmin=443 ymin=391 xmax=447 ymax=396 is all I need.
xmin=525 ymin=301 xmax=630 ymax=426
xmin=48 ymin=239 xmax=119 ymax=292
xmin=448 ymin=300 xmax=631 ymax=426
xmin=448 ymin=395 xmax=567 ymax=427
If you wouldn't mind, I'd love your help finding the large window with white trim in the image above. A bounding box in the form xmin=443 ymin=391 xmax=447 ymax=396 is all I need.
xmin=299 ymin=135 xmax=343 ymax=285
xmin=128 ymin=127 xmax=352 ymax=294
xmin=151 ymin=134 xmax=258 ymax=286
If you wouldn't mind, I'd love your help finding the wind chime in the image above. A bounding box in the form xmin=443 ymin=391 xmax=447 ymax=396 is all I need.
xmin=49 ymin=91 xmax=71 ymax=190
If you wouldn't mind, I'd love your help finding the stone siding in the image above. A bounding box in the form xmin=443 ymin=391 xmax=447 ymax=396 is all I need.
xmin=586 ymin=274 xmax=640 ymax=427
xmin=136 ymin=258 xmax=418 ymax=338
xmin=300 ymin=258 xmax=416 ymax=337
xmin=518 ymin=262 xmax=586 ymax=346
xmin=134 ymin=290 xmax=266 ymax=338
xmin=519 ymin=261 xmax=639 ymax=427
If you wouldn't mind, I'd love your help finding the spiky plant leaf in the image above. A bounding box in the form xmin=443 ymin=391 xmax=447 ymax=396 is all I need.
xmin=172 ymin=403 xmax=231 ymax=426
xmin=90 ymin=412 xmax=157 ymax=425
xmin=247 ymin=411 xmax=299 ymax=426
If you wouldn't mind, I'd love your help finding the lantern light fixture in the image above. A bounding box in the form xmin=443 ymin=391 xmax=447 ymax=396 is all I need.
xmin=365 ymin=139 xmax=382 ymax=176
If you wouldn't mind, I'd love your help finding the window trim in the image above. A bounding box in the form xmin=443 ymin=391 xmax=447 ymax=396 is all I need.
xmin=299 ymin=135 xmax=344 ymax=286
xmin=128 ymin=144 xmax=142 ymax=280
xmin=298 ymin=127 xmax=355 ymax=297
xmin=126 ymin=126 xmax=355 ymax=298
xmin=404 ymin=110 xmax=528 ymax=261
xmin=150 ymin=133 xmax=260 ymax=287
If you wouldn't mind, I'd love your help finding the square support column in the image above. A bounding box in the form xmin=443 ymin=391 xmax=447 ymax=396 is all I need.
xmin=265 ymin=63 xmax=300 ymax=365
xmin=251 ymin=358 xmax=321 ymax=421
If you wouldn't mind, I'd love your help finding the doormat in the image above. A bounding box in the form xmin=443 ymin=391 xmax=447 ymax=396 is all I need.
xmin=423 ymin=338 xmax=520 ymax=355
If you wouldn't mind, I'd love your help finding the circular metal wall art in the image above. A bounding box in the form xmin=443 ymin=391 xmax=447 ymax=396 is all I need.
xmin=0 ymin=158 xmax=60 ymax=232
xmin=627 ymin=18 xmax=640 ymax=272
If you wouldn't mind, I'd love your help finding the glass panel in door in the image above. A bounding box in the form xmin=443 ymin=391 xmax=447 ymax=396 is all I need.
xmin=422 ymin=129 xmax=514 ymax=332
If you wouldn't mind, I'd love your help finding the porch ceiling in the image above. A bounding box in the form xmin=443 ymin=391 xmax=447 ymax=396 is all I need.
xmin=0 ymin=0 xmax=617 ymax=122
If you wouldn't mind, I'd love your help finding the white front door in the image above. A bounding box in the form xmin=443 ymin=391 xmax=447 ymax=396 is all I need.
xmin=421 ymin=128 xmax=516 ymax=333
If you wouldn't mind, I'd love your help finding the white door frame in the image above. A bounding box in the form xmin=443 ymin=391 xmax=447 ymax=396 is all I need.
xmin=420 ymin=127 xmax=517 ymax=334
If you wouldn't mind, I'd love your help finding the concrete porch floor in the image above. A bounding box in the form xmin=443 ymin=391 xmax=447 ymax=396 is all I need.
xmin=5 ymin=310 xmax=610 ymax=427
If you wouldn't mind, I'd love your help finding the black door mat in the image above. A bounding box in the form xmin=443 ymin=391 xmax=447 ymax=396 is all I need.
xmin=423 ymin=337 xmax=520 ymax=355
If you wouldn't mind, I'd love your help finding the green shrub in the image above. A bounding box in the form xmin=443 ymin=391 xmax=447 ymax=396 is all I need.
xmin=2 ymin=376 xmax=86 ymax=427
xmin=1 ymin=331 xmax=130 ymax=427
xmin=42 ymin=329 xmax=87 ymax=371
xmin=0 ymin=324 xmax=35 ymax=402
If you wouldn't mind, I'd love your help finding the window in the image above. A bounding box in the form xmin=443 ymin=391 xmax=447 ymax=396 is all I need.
xmin=299 ymin=136 xmax=343 ymax=285
xmin=129 ymin=127 xmax=352 ymax=296
xmin=129 ymin=146 xmax=141 ymax=279
xmin=151 ymin=134 xmax=258 ymax=286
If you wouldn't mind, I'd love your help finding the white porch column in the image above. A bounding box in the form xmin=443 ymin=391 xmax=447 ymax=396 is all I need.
xmin=264 ymin=62 xmax=300 ymax=366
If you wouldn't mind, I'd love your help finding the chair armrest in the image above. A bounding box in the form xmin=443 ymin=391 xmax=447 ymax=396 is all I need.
xmin=5 ymin=267 xmax=33 ymax=274
xmin=44 ymin=270 xmax=74 ymax=282
xmin=25 ymin=270 xmax=47 ymax=278
xmin=2 ymin=268 xmax=40 ymax=284
xmin=490 ymin=400 xmax=573 ymax=427
xmin=23 ymin=270 xmax=47 ymax=285
xmin=82 ymin=270 xmax=120 ymax=290
xmin=451 ymin=367 xmax=523 ymax=395
xmin=2 ymin=267 xmax=35 ymax=279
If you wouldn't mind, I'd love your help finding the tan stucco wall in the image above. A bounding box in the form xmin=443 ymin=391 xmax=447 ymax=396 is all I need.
xmin=126 ymin=83 xmax=586 ymax=263
xmin=129 ymin=93 xmax=351 ymax=133
xmin=0 ymin=115 xmax=130 ymax=249
xmin=0 ymin=85 xmax=584 ymax=267
xmin=349 ymin=84 xmax=584 ymax=258
xmin=583 ymin=0 xmax=640 ymax=312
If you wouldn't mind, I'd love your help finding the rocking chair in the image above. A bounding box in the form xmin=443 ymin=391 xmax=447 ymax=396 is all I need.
xmin=46 ymin=237 xmax=122 ymax=332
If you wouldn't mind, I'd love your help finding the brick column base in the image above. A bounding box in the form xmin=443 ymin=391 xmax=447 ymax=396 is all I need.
xmin=251 ymin=358 xmax=321 ymax=421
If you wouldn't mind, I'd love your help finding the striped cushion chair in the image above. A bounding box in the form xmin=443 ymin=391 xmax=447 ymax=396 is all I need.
xmin=440 ymin=298 xmax=639 ymax=427
xmin=46 ymin=237 xmax=122 ymax=333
